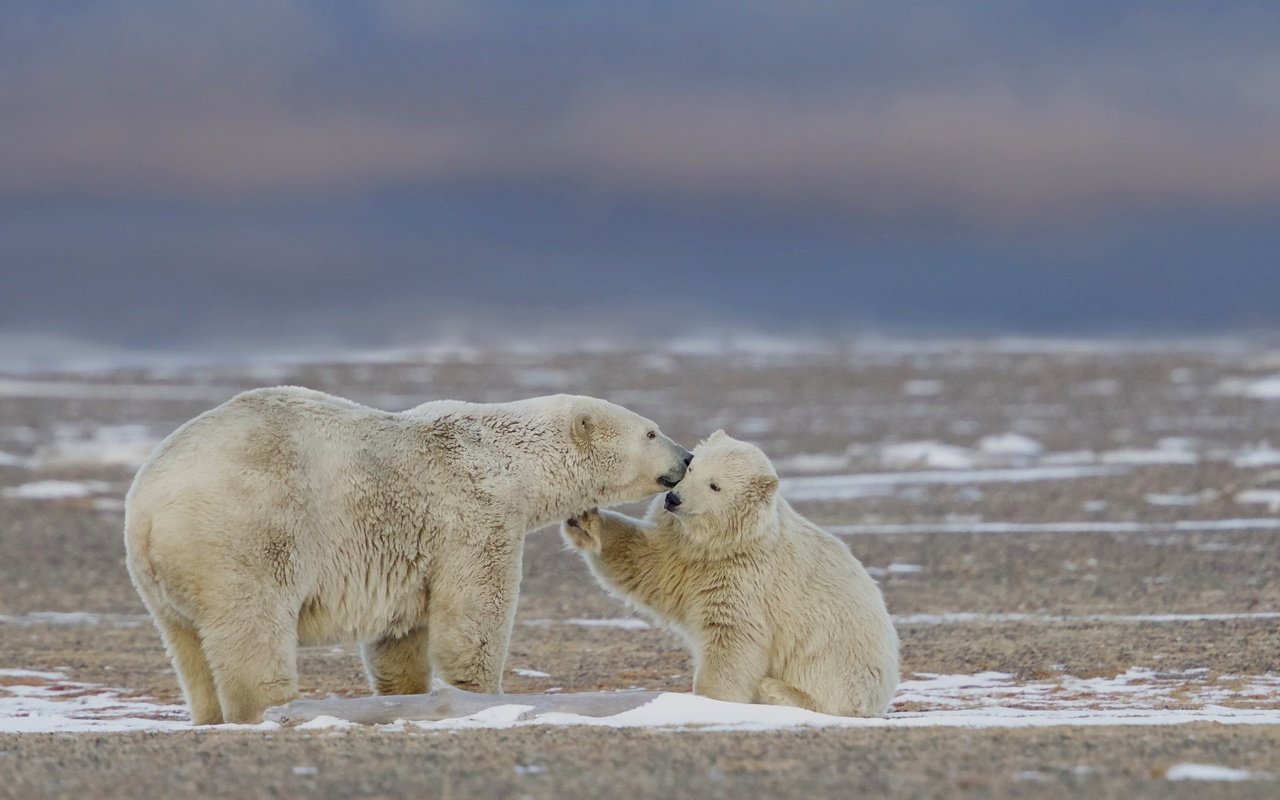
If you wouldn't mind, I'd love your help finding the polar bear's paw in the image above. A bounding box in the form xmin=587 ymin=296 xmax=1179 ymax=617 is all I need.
xmin=561 ymin=508 xmax=602 ymax=552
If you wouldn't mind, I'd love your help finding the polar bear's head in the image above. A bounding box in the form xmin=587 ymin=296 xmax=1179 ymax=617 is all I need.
xmin=660 ymin=430 xmax=779 ymax=539
xmin=565 ymin=396 xmax=692 ymax=506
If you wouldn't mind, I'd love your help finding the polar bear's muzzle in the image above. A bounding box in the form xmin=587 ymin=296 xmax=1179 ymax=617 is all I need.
xmin=656 ymin=448 xmax=693 ymax=488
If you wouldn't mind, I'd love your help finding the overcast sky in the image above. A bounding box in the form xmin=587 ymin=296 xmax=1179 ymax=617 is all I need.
xmin=3 ymin=1 xmax=1280 ymax=350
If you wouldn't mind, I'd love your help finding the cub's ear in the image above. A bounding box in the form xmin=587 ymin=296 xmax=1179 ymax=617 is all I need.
xmin=702 ymin=429 xmax=729 ymax=445
xmin=751 ymin=475 xmax=779 ymax=501
xmin=570 ymin=411 xmax=595 ymax=449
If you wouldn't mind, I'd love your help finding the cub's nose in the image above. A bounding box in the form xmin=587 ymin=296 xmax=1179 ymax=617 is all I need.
xmin=664 ymin=491 xmax=682 ymax=511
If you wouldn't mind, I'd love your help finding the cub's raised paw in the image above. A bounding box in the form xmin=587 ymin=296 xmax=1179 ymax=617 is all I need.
xmin=561 ymin=508 xmax=601 ymax=552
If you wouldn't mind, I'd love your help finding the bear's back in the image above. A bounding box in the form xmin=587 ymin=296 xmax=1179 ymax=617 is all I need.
xmin=768 ymin=498 xmax=889 ymax=617
xmin=130 ymin=387 xmax=401 ymax=503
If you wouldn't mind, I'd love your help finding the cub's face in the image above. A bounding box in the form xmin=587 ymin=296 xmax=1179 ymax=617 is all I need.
xmin=662 ymin=431 xmax=778 ymax=529
xmin=570 ymin=398 xmax=691 ymax=505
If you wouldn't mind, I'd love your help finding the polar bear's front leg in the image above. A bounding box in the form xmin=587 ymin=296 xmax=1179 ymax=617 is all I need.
xmin=362 ymin=626 xmax=431 ymax=695
xmin=572 ymin=510 xmax=676 ymax=616
xmin=426 ymin=537 xmax=522 ymax=693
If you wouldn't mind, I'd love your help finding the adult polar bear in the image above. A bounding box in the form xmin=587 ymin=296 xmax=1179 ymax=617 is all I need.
xmin=125 ymin=387 xmax=691 ymax=724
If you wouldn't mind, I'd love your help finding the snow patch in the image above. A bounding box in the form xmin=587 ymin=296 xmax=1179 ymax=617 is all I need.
xmin=880 ymin=441 xmax=975 ymax=470
xmin=388 ymin=674 xmax=1280 ymax=732
xmin=0 ymin=669 xmax=69 ymax=681
xmin=433 ymin=704 xmax=541 ymax=728
xmin=894 ymin=611 xmax=1280 ymax=626
xmin=775 ymin=453 xmax=851 ymax=473
xmin=296 ymin=715 xmax=356 ymax=731
xmin=565 ymin=618 xmax=651 ymax=630
xmin=1144 ymin=491 xmax=1214 ymax=507
xmin=830 ymin=518 xmax=1280 ymax=536
xmin=524 ymin=618 xmax=652 ymax=631
xmin=1216 ymin=375 xmax=1280 ymax=401
xmin=1165 ymin=763 xmax=1258 ymax=782
xmin=0 ymin=670 xmax=189 ymax=733
xmin=5 ymin=665 xmax=1280 ymax=734
xmin=867 ymin=563 xmax=924 ymax=578
xmin=1234 ymin=444 xmax=1280 ymax=468
xmin=1235 ymin=490 xmax=1280 ymax=513
xmin=2 ymin=480 xmax=114 ymax=500
xmin=1042 ymin=450 xmax=1099 ymax=466
xmin=0 ymin=451 xmax=35 ymax=469
xmin=893 ymin=667 xmax=1280 ymax=714
xmin=1099 ymin=438 xmax=1199 ymax=465
xmin=36 ymin=424 xmax=162 ymax=468
xmin=976 ymin=434 xmax=1043 ymax=457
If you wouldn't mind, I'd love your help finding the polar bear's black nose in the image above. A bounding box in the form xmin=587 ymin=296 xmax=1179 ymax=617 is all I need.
xmin=682 ymin=452 xmax=694 ymax=466
xmin=664 ymin=491 xmax=682 ymax=511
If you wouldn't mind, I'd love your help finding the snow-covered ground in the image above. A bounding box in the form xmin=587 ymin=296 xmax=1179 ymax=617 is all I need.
xmin=1 ymin=479 xmax=116 ymax=500
xmin=1164 ymin=763 xmax=1270 ymax=782
xmin=0 ymin=669 xmax=190 ymax=733
xmin=4 ymin=666 xmax=1279 ymax=734
xmin=830 ymin=518 xmax=1280 ymax=535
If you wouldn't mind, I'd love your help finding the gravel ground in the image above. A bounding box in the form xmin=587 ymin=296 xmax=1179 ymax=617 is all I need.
xmin=5 ymin=725 xmax=1280 ymax=800
xmin=2 ymin=339 xmax=1280 ymax=798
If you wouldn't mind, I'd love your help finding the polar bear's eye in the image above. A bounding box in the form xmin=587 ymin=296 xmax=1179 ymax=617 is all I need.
xmin=646 ymin=430 xmax=657 ymax=439
xmin=710 ymin=482 xmax=721 ymax=492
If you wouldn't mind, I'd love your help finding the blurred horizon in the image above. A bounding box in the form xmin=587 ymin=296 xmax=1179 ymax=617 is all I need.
xmin=3 ymin=1 xmax=1280 ymax=354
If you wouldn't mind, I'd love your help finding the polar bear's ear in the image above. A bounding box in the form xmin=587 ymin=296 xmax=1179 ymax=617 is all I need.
xmin=703 ymin=429 xmax=728 ymax=445
xmin=570 ymin=411 xmax=596 ymax=449
xmin=751 ymin=475 xmax=779 ymax=501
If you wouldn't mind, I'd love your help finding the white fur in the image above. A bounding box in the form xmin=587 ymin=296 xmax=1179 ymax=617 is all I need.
xmin=125 ymin=387 xmax=689 ymax=724
xmin=561 ymin=430 xmax=899 ymax=717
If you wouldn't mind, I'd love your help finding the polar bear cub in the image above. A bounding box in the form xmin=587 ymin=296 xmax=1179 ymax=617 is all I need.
xmin=561 ymin=431 xmax=898 ymax=717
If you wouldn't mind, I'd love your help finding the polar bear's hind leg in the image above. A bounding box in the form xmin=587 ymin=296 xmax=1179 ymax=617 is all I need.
xmin=757 ymin=677 xmax=819 ymax=712
xmin=201 ymin=602 xmax=300 ymax=724
xmin=154 ymin=614 xmax=223 ymax=725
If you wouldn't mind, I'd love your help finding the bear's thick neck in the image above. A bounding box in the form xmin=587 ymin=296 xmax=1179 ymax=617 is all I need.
xmin=415 ymin=407 xmax=597 ymax=533
xmin=509 ymin=450 xmax=649 ymax=533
